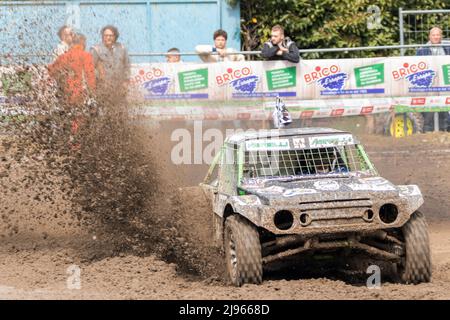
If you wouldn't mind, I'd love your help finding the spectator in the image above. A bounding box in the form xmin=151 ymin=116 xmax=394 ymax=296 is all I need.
xmin=416 ymin=27 xmax=450 ymax=132
xmin=52 ymin=25 xmax=74 ymax=61
xmin=48 ymin=33 xmax=96 ymax=106
xmin=48 ymin=34 xmax=96 ymax=149
xmin=195 ymin=29 xmax=244 ymax=62
xmin=166 ymin=47 xmax=181 ymax=63
xmin=261 ymin=25 xmax=299 ymax=63
xmin=90 ymin=25 xmax=130 ymax=104
xmin=416 ymin=27 xmax=450 ymax=56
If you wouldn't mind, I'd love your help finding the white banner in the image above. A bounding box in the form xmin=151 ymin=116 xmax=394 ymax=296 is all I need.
xmin=2 ymin=56 xmax=450 ymax=120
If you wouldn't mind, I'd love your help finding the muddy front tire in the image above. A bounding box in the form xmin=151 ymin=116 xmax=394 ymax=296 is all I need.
xmin=224 ymin=215 xmax=262 ymax=286
xmin=397 ymin=211 xmax=432 ymax=284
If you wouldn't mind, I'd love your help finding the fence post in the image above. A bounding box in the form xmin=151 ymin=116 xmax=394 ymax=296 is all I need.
xmin=434 ymin=112 xmax=440 ymax=132
xmin=399 ymin=7 xmax=405 ymax=56
xmin=403 ymin=112 xmax=408 ymax=136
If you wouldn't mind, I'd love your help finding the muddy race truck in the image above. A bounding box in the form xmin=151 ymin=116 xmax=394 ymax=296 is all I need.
xmin=200 ymin=128 xmax=431 ymax=286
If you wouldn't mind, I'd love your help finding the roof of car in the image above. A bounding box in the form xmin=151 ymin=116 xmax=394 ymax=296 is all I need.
xmin=226 ymin=127 xmax=351 ymax=144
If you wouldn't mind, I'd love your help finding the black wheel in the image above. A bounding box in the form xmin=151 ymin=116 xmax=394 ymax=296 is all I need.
xmin=396 ymin=211 xmax=432 ymax=284
xmin=224 ymin=215 xmax=262 ymax=286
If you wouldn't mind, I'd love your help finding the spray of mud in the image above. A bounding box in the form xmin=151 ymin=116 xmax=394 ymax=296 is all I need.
xmin=0 ymin=63 xmax=224 ymax=281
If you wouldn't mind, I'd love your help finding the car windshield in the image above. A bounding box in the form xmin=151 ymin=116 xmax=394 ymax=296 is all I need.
xmin=242 ymin=144 xmax=377 ymax=180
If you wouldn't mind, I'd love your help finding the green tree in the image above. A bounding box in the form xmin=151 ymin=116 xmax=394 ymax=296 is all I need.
xmin=241 ymin=0 xmax=449 ymax=59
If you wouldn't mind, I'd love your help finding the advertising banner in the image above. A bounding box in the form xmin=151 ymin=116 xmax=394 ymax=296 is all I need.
xmin=2 ymin=56 xmax=450 ymax=120
xmin=125 ymin=56 xmax=450 ymax=119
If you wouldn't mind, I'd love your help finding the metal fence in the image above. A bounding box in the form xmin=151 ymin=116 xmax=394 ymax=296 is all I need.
xmin=0 ymin=0 xmax=241 ymax=63
xmin=128 ymin=43 xmax=449 ymax=60
xmin=399 ymin=8 xmax=450 ymax=56
xmin=2 ymin=43 xmax=449 ymax=64
xmin=397 ymin=9 xmax=450 ymax=131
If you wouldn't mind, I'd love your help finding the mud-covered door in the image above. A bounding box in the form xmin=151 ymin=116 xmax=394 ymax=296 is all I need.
xmin=218 ymin=144 xmax=238 ymax=196
xmin=200 ymin=148 xmax=221 ymax=207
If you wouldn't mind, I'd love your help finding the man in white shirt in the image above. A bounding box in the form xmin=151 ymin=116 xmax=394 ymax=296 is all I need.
xmin=195 ymin=29 xmax=244 ymax=62
xmin=52 ymin=25 xmax=74 ymax=61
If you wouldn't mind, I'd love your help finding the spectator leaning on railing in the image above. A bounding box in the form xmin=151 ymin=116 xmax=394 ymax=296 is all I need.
xmin=416 ymin=26 xmax=450 ymax=132
xmin=166 ymin=47 xmax=182 ymax=63
xmin=416 ymin=27 xmax=450 ymax=56
xmin=195 ymin=29 xmax=245 ymax=62
xmin=261 ymin=25 xmax=299 ymax=63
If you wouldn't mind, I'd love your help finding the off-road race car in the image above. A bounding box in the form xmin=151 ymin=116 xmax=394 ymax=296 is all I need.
xmin=200 ymin=127 xmax=431 ymax=286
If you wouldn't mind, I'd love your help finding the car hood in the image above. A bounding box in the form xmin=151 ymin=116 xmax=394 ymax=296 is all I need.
xmin=240 ymin=176 xmax=400 ymax=205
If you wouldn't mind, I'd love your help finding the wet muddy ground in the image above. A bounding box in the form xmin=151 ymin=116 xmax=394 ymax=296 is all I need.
xmin=0 ymin=122 xmax=450 ymax=300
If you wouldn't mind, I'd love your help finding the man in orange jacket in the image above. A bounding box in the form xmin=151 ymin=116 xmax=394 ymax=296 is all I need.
xmin=48 ymin=33 xmax=96 ymax=149
xmin=49 ymin=33 xmax=96 ymax=106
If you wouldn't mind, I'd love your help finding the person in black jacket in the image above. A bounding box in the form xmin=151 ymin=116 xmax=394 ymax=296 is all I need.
xmin=261 ymin=25 xmax=299 ymax=63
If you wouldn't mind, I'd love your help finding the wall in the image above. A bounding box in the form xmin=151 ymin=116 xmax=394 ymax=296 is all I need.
xmin=0 ymin=0 xmax=241 ymax=63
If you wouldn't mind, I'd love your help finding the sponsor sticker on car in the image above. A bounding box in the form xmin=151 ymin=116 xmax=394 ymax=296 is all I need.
xmin=308 ymin=134 xmax=355 ymax=148
xmin=245 ymin=139 xmax=290 ymax=151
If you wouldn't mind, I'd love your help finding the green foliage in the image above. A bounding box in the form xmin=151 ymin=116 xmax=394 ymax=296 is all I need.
xmin=241 ymin=0 xmax=449 ymax=58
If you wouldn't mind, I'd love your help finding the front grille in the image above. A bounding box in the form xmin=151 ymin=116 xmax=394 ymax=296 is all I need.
xmin=299 ymin=198 xmax=372 ymax=211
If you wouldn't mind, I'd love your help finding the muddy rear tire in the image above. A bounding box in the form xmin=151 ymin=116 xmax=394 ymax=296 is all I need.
xmin=397 ymin=211 xmax=432 ymax=284
xmin=385 ymin=113 xmax=424 ymax=137
xmin=224 ymin=215 xmax=262 ymax=286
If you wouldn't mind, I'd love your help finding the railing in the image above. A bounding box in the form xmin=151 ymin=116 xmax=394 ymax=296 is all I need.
xmin=130 ymin=43 xmax=450 ymax=58
xmin=2 ymin=43 xmax=450 ymax=60
xmin=2 ymin=43 xmax=450 ymax=132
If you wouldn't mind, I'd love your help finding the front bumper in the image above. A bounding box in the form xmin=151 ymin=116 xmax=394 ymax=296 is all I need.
xmin=230 ymin=185 xmax=423 ymax=236
xmin=258 ymin=197 xmax=415 ymax=236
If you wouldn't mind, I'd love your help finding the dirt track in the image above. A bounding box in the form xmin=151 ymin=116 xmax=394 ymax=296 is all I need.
xmin=1 ymin=127 xmax=450 ymax=300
